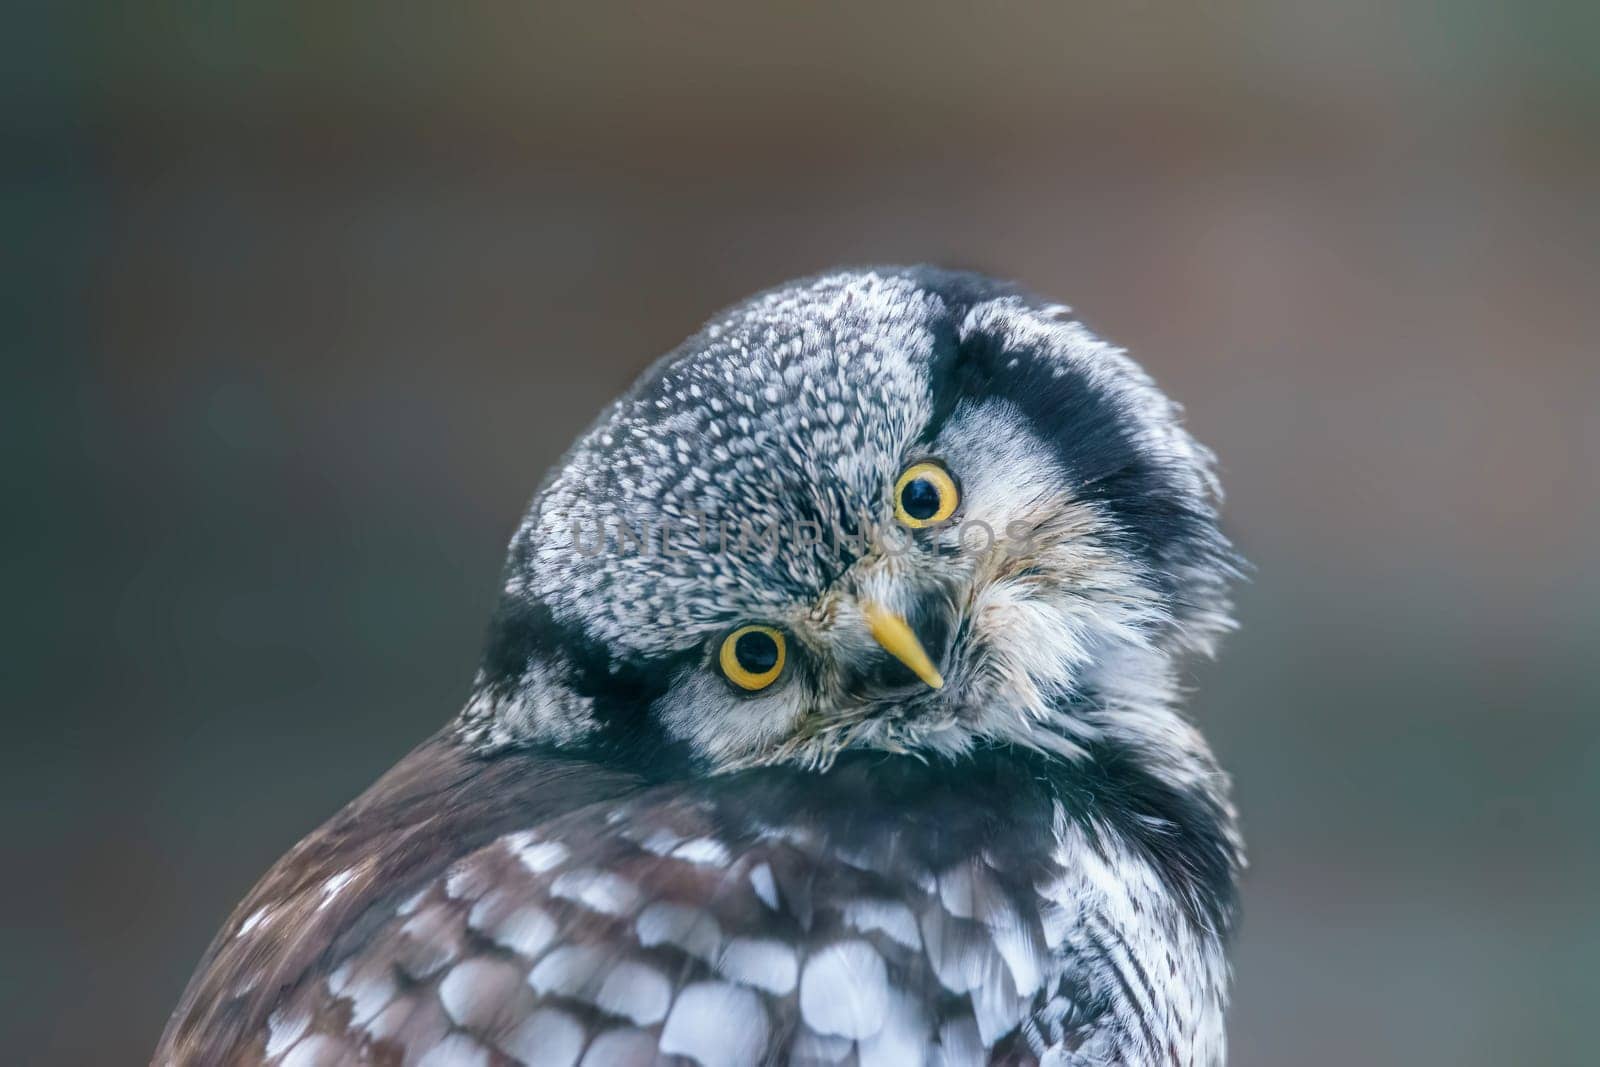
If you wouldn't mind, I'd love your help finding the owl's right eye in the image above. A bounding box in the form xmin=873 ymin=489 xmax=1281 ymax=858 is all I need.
xmin=718 ymin=625 xmax=787 ymax=692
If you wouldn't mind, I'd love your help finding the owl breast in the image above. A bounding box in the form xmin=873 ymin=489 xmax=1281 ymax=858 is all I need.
xmin=159 ymin=742 xmax=1232 ymax=1066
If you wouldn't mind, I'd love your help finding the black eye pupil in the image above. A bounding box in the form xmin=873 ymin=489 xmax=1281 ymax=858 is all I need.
xmin=734 ymin=631 xmax=779 ymax=674
xmin=901 ymin=477 xmax=942 ymax=520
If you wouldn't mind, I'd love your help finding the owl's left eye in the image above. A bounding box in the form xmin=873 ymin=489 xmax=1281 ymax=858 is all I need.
xmin=718 ymin=625 xmax=787 ymax=692
xmin=894 ymin=461 xmax=960 ymax=527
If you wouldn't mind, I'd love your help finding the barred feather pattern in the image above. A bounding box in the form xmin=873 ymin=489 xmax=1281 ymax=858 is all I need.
xmin=192 ymin=752 xmax=1231 ymax=1067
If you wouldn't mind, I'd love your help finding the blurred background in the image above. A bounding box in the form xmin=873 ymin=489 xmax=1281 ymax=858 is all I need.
xmin=6 ymin=2 xmax=1597 ymax=1063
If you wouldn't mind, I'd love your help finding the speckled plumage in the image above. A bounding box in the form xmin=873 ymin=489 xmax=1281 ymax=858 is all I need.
xmin=157 ymin=267 xmax=1244 ymax=1066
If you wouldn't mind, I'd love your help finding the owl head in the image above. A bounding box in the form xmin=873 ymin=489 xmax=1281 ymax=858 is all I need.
xmin=459 ymin=268 xmax=1237 ymax=773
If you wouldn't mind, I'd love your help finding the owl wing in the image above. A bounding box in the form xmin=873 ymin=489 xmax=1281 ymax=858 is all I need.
xmin=237 ymin=754 xmax=1136 ymax=1067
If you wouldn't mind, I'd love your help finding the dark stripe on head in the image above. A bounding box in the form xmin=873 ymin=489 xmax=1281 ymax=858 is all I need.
xmin=479 ymin=589 xmax=699 ymax=777
xmin=923 ymin=296 xmax=1234 ymax=613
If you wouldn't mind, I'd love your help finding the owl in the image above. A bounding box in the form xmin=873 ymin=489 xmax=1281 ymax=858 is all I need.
xmin=155 ymin=268 xmax=1244 ymax=1066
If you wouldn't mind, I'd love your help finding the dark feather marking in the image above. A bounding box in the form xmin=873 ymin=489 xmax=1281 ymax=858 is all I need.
xmin=1062 ymin=732 xmax=1241 ymax=940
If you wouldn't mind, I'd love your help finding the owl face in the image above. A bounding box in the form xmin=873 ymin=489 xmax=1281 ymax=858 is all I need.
xmin=464 ymin=269 xmax=1235 ymax=771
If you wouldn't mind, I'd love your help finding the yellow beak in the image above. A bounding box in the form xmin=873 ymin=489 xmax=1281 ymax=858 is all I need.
xmin=862 ymin=602 xmax=945 ymax=689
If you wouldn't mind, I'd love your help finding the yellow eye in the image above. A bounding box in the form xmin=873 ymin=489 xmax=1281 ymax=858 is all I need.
xmin=718 ymin=625 xmax=787 ymax=691
xmin=893 ymin=461 xmax=959 ymax=527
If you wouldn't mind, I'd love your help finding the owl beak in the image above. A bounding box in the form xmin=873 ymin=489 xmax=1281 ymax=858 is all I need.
xmin=862 ymin=602 xmax=945 ymax=690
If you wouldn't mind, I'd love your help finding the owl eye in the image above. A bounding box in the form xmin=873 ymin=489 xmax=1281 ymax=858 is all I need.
xmin=718 ymin=625 xmax=787 ymax=692
xmin=893 ymin=461 xmax=959 ymax=527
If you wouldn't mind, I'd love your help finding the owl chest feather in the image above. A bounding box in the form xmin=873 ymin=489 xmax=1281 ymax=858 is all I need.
xmin=158 ymin=738 xmax=1235 ymax=1067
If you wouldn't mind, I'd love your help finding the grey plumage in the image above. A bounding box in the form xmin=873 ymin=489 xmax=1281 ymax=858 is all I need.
xmin=157 ymin=267 xmax=1244 ymax=1066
